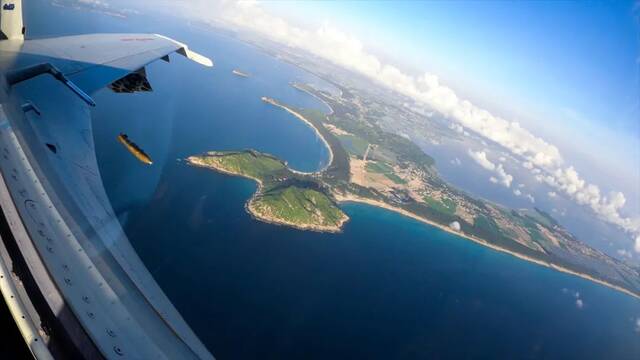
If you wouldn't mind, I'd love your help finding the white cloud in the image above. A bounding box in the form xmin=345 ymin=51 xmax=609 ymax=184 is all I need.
xmin=566 ymin=290 xmax=584 ymax=309
xmin=617 ymin=249 xmax=633 ymax=259
xmin=78 ymin=0 xmax=109 ymax=6
xmin=548 ymin=191 xmax=557 ymax=198
xmin=450 ymin=157 xmax=461 ymax=166
xmin=529 ymin=165 xmax=640 ymax=243
xmin=449 ymin=123 xmax=464 ymax=133
xmin=469 ymin=150 xmax=513 ymax=188
xmin=563 ymin=289 xmax=586 ymax=309
xmin=499 ymin=156 xmax=506 ymax=162
xmin=513 ymin=189 xmax=534 ymax=203
xmin=468 ymin=150 xmax=495 ymax=171
xmin=635 ymin=318 xmax=640 ymax=333
xmin=518 ymin=183 xmax=525 ymax=188
xmin=635 ymin=236 xmax=640 ymax=253
xmin=204 ymin=1 xmax=639 ymax=247
xmin=552 ymin=208 xmax=566 ymax=216
xmin=215 ymin=3 xmax=562 ymax=166
xmin=495 ymin=164 xmax=513 ymax=188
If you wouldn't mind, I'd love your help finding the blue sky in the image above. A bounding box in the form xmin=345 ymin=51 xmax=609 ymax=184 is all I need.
xmin=270 ymin=1 xmax=639 ymax=127
xmin=268 ymin=1 xmax=640 ymax=185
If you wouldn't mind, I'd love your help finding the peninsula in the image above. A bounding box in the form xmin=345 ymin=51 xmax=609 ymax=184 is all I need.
xmin=187 ymin=150 xmax=348 ymax=232
xmin=188 ymin=91 xmax=640 ymax=299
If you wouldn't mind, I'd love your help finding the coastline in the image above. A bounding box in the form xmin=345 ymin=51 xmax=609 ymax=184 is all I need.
xmin=192 ymin=92 xmax=640 ymax=300
xmin=246 ymin=199 xmax=348 ymax=233
xmin=334 ymin=193 xmax=640 ymax=300
xmin=186 ymin=156 xmax=348 ymax=233
xmin=261 ymin=97 xmax=334 ymax=174
xmin=260 ymin=95 xmax=640 ymax=300
xmin=191 ymin=160 xmax=639 ymax=299
xmin=291 ymin=82 xmax=334 ymax=115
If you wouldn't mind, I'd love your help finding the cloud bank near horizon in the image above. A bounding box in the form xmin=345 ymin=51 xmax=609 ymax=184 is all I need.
xmin=189 ymin=1 xmax=639 ymax=251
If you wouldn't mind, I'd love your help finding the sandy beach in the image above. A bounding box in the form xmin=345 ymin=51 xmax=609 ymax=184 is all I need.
xmin=291 ymin=83 xmax=335 ymax=115
xmin=262 ymin=95 xmax=640 ymax=300
xmin=334 ymin=193 xmax=640 ymax=300
xmin=262 ymin=97 xmax=334 ymax=174
xmin=196 ymin=96 xmax=640 ymax=301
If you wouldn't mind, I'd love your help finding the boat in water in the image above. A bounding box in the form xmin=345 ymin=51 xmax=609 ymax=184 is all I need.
xmin=117 ymin=133 xmax=153 ymax=165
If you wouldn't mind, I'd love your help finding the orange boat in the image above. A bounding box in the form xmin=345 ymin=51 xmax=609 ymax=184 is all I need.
xmin=117 ymin=133 xmax=153 ymax=165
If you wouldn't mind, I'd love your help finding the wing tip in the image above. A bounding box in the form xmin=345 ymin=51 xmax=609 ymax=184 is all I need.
xmin=155 ymin=34 xmax=213 ymax=68
xmin=175 ymin=45 xmax=213 ymax=67
xmin=185 ymin=48 xmax=214 ymax=67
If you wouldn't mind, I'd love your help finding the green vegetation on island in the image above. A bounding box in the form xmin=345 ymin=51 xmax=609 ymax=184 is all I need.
xmin=424 ymin=196 xmax=457 ymax=216
xmin=365 ymin=161 xmax=408 ymax=184
xmin=195 ymin=150 xmax=286 ymax=179
xmin=255 ymin=185 xmax=347 ymax=229
xmin=337 ymin=134 xmax=369 ymax=157
xmin=187 ymin=150 xmax=348 ymax=232
xmin=186 ymin=90 xmax=640 ymax=299
xmin=287 ymin=84 xmax=640 ymax=298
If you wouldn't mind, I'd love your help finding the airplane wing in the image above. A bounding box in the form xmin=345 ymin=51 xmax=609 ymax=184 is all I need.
xmin=0 ymin=33 xmax=212 ymax=96
xmin=0 ymin=3 xmax=216 ymax=359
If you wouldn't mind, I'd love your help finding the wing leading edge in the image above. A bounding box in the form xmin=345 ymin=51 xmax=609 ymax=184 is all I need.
xmin=0 ymin=32 xmax=213 ymax=96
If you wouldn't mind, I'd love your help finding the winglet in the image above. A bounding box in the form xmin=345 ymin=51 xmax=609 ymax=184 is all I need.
xmin=154 ymin=34 xmax=213 ymax=67
xmin=177 ymin=47 xmax=213 ymax=67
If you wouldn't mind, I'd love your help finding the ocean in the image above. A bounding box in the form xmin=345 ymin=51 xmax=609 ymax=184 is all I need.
xmin=25 ymin=1 xmax=640 ymax=358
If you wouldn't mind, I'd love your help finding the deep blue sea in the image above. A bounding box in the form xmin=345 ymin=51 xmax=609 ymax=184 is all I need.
xmin=25 ymin=2 xmax=640 ymax=359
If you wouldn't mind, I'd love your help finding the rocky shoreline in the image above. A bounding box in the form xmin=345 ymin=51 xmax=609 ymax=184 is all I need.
xmin=186 ymin=155 xmax=349 ymax=233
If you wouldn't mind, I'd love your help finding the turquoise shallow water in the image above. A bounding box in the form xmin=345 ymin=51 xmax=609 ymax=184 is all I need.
xmin=25 ymin=1 xmax=640 ymax=358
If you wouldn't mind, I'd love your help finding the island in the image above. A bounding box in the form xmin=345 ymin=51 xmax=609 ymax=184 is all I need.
xmin=232 ymin=69 xmax=250 ymax=78
xmin=187 ymin=150 xmax=348 ymax=232
xmin=187 ymin=90 xmax=640 ymax=299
